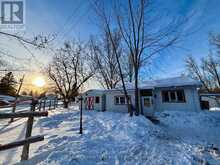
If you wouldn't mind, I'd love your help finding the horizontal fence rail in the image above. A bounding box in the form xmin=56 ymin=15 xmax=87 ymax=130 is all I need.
xmin=0 ymin=135 xmax=44 ymax=151
xmin=0 ymin=111 xmax=48 ymax=119
xmin=0 ymin=99 xmax=51 ymax=162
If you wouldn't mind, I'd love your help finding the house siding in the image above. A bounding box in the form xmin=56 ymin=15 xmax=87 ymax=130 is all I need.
xmin=154 ymin=86 xmax=201 ymax=112
xmin=105 ymin=90 xmax=135 ymax=113
xmin=82 ymin=92 xmax=103 ymax=111
xmin=81 ymin=85 xmax=201 ymax=113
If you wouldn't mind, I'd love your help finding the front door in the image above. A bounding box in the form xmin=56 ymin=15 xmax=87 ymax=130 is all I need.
xmin=87 ymin=97 xmax=94 ymax=110
xmin=141 ymin=96 xmax=153 ymax=116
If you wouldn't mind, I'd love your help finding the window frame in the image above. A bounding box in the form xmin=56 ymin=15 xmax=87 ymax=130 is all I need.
xmin=95 ymin=96 xmax=100 ymax=104
xmin=176 ymin=90 xmax=186 ymax=102
xmin=169 ymin=91 xmax=176 ymax=102
xmin=114 ymin=96 xmax=130 ymax=105
xmin=143 ymin=97 xmax=151 ymax=107
xmin=161 ymin=90 xmax=186 ymax=103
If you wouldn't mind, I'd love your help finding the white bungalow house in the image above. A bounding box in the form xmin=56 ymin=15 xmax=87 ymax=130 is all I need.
xmin=81 ymin=76 xmax=202 ymax=115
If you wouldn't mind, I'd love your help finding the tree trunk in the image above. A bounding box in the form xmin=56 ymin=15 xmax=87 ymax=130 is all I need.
xmin=126 ymin=95 xmax=133 ymax=117
xmin=134 ymin=69 xmax=140 ymax=116
xmin=63 ymin=100 xmax=69 ymax=108
xmin=103 ymin=22 xmax=133 ymax=117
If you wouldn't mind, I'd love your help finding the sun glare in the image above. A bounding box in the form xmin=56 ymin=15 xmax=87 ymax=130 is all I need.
xmin=33 ymin=77 xmax=46 ymax=87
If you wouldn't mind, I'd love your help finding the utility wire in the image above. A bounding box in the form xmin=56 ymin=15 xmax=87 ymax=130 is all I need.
xmin=0 ymin=50 xmax=30 ymax=61
xmin=55 ymin=1 xmax=88 ymax=42
xmin=60 ymin=2 xmax=91 ymax=41
xmin=18 ymin=40 xmax=45 ymax=71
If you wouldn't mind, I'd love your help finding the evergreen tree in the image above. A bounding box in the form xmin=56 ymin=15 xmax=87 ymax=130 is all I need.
xmin=0 ymin=72 xmax=17 ymax=96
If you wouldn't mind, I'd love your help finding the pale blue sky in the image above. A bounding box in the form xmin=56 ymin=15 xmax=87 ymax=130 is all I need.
xmin=1 ymin=0 xmax=220 ymax=84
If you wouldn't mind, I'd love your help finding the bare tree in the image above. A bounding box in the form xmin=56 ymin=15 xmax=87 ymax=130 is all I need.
xmin=186 ymin=56 xmax=211 ymax=91
xmin=202 ymin=54 xmax=220 ymax=87
xmin=0 ymin=31 xmax=54 ymax=70
xmin=46 ymin=41 xmax=94 ymax=108
xmin=186 ymin=33 xmax=220 ymax=91
xmin=92 ymin=1 xmax=134 ymax=116
xmin=0 ymin=31 xmax=54 ymax=49
xmin=90 ymin=30 xmax=124 ymax=89
xmin=210 ymin=33 xmax=220 ymax=53
xmin=93 ymin=0 xmax=185 ymax=115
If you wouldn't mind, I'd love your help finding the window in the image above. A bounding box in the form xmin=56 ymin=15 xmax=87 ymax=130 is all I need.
xmin=115 ymin=96 xmax=127 ymax=105
xmin=162 ymin=91 xmax=169 ymax=102
xmin=162 ymin=90 xmax=186 ymax=103
xmin=170 ymin=91 xmax=176 ymax=101
xmin=176 ymin=90 xmax=185 ymax=102
xmin=140 ymin=89 xmax=152 ymax=96
xmin=143 ymin=98 xmax=151 ymax=107
xmin=95 ymin=96 xmax=100 ymax=104
xmin=115 ymin=97 xmax=120 ymax=104
xmin=120 ymin=97 xmax=125 ymax=104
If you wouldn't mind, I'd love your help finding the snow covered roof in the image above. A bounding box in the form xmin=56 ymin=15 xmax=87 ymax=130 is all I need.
xmin=140 ymin=76 xmax=202 ymax=89
xmin=114 ymin=76 xmax=201 ymax=90
xmin=83 ymin=76 xmax=201 ymax=94
xmin=82 ymin=89 xmax=105 ymax=95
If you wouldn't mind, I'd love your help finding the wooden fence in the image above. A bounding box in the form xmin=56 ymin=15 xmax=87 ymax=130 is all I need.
xmin=0 ymin=97 xmax=59 ymax=125
xmin=0 ymin=99 xmax=52 ymax=162
xmin=37 ymin=98 xmax=58 ymax=111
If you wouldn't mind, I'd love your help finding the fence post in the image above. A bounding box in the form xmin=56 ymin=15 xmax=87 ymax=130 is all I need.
xmin=10 ymin=75 xmax=25 ymax=123
xmin=56 ymin=98 xmax=58 ymax=108
xmin=49 ymin=100 xmax=51 ymax=110
xmin=79 ymin=96 xmax=83 ymax=134
xmin=21 ymin=99 xmax=37 ymax=161
xmin=43 ymin=99 xmax=46 ymax=111
xmin=53 ymin=99 xmax=56 ymax=109
xmin=39 ymin=100 xmax=42 ymax=111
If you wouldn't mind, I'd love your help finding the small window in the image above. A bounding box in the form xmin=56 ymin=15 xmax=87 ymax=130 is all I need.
xmin=177 ymin=90 xmax=185 ymax=102
xmin=115 ymin=96 xmax=127 ymax=105
xmin=115 ymin=97 xmax=120 ymax=104
xmin=143 ymin=98 xmax=151 ymax=107
xmin=95 ymin=96 xmax=100 ymax=104
xmin=162 ymin=90 xmax=186 ymax=103
xmin=120 ymin=97 xmax=125 ymax=104
xmin=170 ymin=91 xmax=176 ymax=101
xmin=162 ymin=91 xmax=169 ymax=102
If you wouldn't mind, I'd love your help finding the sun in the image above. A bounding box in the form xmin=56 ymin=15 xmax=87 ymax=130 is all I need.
xmin=33 ymin=77 xmax=46 ymax=87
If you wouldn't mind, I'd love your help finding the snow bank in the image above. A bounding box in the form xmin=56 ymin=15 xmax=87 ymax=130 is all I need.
xmin=0 ymin=95 xmax=15 ymax=102
xmin=155 ymin=111 xmax=220 ymax=165
xmin=22 ymin=110 xmax=219 ymax=165
xmin=155 ymin=111 xmax=220 ymax=144
xmin=1 ymin=108 xmax=220 ymax=165
xmin=25 ymin=112 xmax=161 ymax=165
xmin=210 ymin=107 xmax=220 ymax=111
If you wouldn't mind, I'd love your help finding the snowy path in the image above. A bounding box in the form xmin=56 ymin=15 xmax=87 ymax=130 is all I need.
xmin=0 ymin=108 xmax=220 ymax=165
xmin=155 ymin=112 xmax=220 ymax=164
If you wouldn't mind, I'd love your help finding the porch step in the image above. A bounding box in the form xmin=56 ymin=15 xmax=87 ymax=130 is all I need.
xmin=145 ymin=116 xmax=160 ymax=124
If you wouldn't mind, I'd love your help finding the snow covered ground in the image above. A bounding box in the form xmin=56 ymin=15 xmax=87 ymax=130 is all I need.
xmin=0 ymin=104 xmax=31 ymax=114
xmin=0 ymin=107 xmax=220 ymax=165
xmin=210 ymin=107 xmax=220 ymax=111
